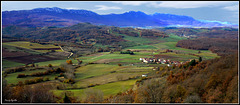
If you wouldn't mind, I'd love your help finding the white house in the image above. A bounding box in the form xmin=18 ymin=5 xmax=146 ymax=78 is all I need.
xmin=142 ymin=74 xmax=148 ymax=77
xmin=143 ymin=59 xmax=148 ymax=63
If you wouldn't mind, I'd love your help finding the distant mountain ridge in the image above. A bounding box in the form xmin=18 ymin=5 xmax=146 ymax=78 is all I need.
xmin=2 ymin=7 xmax=237 ymax=28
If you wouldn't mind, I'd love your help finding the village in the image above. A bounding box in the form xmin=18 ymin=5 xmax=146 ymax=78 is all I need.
xmin=139 ymin=57 xmax=185 ymax=67
xmin=139 ymin=57 xmax=196 ymax=78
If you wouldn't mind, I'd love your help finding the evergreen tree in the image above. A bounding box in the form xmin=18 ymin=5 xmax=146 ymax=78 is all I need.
xmin=189 ymin=59 xmax=196 ymax=66
xmin=199 ymin=57 xmax=202 ymax=62
xmin=63 ymin=93 xmax=71 ymax=103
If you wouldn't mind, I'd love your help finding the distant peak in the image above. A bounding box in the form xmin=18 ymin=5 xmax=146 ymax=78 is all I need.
xmin=32 ymin=7 xmax=64 ymax=13
xmin=123 ymin=11 xmax=147 ymax=15
xmin=34 ymin=7 xmax=62 ymax=10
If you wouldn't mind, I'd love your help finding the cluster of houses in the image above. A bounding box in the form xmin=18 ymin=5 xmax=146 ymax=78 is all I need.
xmin=139 ymin=58 xmax=183 ymax=66
xmin=139 ymin=57 xmax=196 ymax=77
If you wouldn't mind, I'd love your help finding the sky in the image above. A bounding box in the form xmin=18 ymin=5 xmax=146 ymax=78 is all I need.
xmin=1 ymin=1 xmax=239 ymax=25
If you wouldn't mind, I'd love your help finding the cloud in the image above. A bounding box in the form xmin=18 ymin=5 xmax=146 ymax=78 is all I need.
xmin=95 ymin=5 xmax=121 ymax=10
xmin=111 ymin=1 xmax=150 ymax=6
xmin=152 ymin=1 xmax=237 ymax=9
xmin=112 ymin=1 xmax=237 ymax=9
xmin=223 ymin=5 xmax=239 ymax=11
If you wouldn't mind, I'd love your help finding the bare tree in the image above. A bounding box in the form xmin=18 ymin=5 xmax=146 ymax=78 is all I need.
xmin=82 ymin=88 xmax=104 ymax=103
xmin=135 ymin=79 xmax=165 ymax=103
xmin=60 ymin=63 xmax=75 ymax=79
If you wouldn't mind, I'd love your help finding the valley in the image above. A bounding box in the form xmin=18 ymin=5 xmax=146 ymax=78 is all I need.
xmin=3 ymin=23 xmax=234 ymax=103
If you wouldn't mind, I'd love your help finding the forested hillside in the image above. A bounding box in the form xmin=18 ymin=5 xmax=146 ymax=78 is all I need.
xmin=104 ymin=53 xmax=238 ymax=103
xmin=2 ymin=23 xmax=167 ymax=46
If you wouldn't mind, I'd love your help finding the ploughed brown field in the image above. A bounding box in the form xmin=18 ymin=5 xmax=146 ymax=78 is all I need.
xmin=2 ymin=48 xmax=31 ymax=58
xmin=31 ymin=48 xmax=61 ymax=50
xmin=4 ymin=55 xmax=61 ymax=64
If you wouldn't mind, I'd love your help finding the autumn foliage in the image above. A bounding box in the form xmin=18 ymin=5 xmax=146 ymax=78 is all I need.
xmin=66 ymin=59 xmax=73 ymax=64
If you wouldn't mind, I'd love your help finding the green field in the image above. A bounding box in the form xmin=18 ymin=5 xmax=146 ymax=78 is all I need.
xmin=52 ymin=79 xmax=137 ymax=99
xmin=2 ymin=60 xmax=25 ymax=68
xmin=77 ymin=52 xmax=155 ymax=65
xmin=75 ymin=64 xmax=120 ymax=80
xmin=2 ymin=44 xmax=42 ymax=55
xmin=35 ymin=58 xmax=81 ymax=67
xmin=74 ymin=64 xmax=152 ymax=88
xmin=126 ymin=45 xmax=157 ymax=49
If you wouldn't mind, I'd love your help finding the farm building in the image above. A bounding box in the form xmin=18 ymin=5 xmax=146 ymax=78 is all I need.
xmin=142 ymin=74 xmax=148 ymax=77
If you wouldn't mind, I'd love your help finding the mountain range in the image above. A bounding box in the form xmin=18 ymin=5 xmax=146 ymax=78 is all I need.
xmin=2 ymin=7 xmax=238 ymax=28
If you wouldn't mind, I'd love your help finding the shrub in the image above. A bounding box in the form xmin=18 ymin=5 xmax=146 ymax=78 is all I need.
xmin=24 ymin=77 xmax=45 ymax=85
xmin=5 ymin=67 xmax=25 ymax=74
xmin=59 ymin=73 xmax=64 ymax=77
xmin=136 ymin=79 xmax=142 ymax=83
xmin=34 ymin=77 xmax=44 ymax=83
xmin=30 ymin=63 xmax=35 ymax=67
xmin=141 ymin=77 xmax=147 ymax=80
xmin=63 ymin=78 xmax=75 ymax=84
xmin=48 ymin=64 xmax=53 ymax=67
xmin=120 ymin=51 xmax=134 ymax=55
xmin=3 ymin=73 xmax=8 ymax=77
xmin=88 ymin=84 xmax=95 ymax=87
xmin=50 ymin=70 xmax=54 ymax=73
xmin=28 ymin=79 xmax=35 ymax=84
xmin=44 ymin=77 xmax=50 ymax=81
xmin=17 ymin=73 xmax=26 ymax=78
xmin=55 ymin=68 xmax=63 ymax=73
xmin=88 ymin=62 xmax=95 ymax=64
xmin=110 ymin=71 xmax=116 ymax=73
xmin=189 ymin=59 xmax=196 ymax=66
